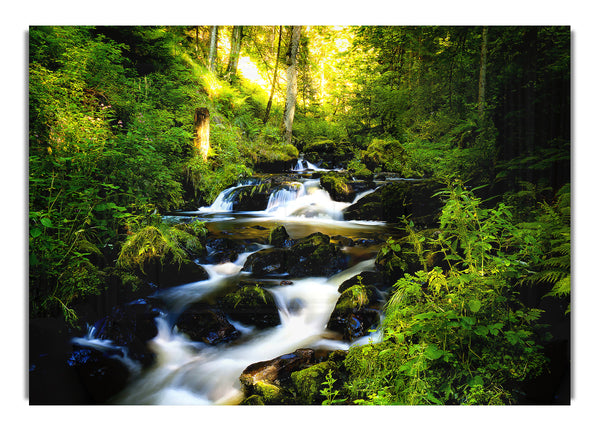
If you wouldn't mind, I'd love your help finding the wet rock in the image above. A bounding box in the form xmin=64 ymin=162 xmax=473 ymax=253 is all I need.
xmin=327 ymin=277 xmax=382 ymax=341
xmin=320 ymin=172 xmax=356 ymax=202
xmin=29 ymin=318 xmax=93 ymax=404
xmin=268 ymin=225 xmax=292 ymax=248
xmin=343 ymin=180 xmax=443 ymax=226
xmin=331 ymin=235 xmax=354 ymax=247
xmin=67 ymin=344 xmax=131 ymax=403
xmin=239 ymin=349 xmax=315 ymax=404
xmin=143 ymin=259 xmax=209 ymax=288
xmin=93 ymin=298 xmax=163 ymax=368
xmin=220 ymin=283 xmax=281 ymax=328
xmin=287 ymin=232 xmax=349 ymax=277
xmin=206 ymin=237 xmax=247 ymax=264
xmin=175 ymin=302 xmax=241 ymax=345
xmin=338 ymin=271 xmax=387 ymax=294
xmin=242 ymin=248 xmax=289 ymax=276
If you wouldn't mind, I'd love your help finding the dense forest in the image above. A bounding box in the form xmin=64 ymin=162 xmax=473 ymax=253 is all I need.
xmin=28 ymin=25 xmax=570 ymax=407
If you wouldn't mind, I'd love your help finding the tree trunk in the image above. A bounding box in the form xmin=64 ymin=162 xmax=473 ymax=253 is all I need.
xmin=282 ymin=26 xmax=302 ymax=145
xmin=194 ymin=108 xmax=210 ymax=161
xmin=209 ymin=26 xmax=219 ymax=72
xmin=477 ymin=26 xmax=488 ymax=121
xmin=225 ymin=26 xmax=244 ymax=80
xmin=264 ymin=26 xmax=283 ymax=124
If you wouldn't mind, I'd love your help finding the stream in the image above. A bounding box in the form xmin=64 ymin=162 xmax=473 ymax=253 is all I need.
xmin=78 ymin=164 xmax=402 ymax=405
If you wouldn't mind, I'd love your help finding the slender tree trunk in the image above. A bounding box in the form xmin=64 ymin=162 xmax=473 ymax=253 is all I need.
xmin=282 ymin=26 xmax=302 ymax=145
xmin=194 ymin=108 xmax=210 ymax=161
xmin=477 ymin=26 xmax=488 ymax=121
xmin=225 ymin=26 xmax=244 ymax=80
xmin=209 ymin=26 xmax=219 ymax=72
xmin=264 ymin=26 xmax=283 ymax=124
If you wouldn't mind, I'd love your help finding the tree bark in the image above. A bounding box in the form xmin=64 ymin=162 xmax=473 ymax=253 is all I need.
xmin=225 ymin=26 xmax=244 ymax=80
xmin=264 ymin=25 xmax=283 ymax=124
xmin=282 ymin=26 xmax=302 ymax=145
xmin=477 ymin=26 xmax=488 ymax=121
xmin=194 ymin=108 xmax=210 ymax=161
xmin=209 ymin=26 xmax=219 ymax=72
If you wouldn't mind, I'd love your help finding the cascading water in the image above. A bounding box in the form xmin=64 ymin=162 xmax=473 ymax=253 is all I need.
xmin=88 ymin=175 xmax=391 ymax=405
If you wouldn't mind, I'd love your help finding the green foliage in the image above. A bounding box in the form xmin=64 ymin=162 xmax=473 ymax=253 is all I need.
xmin=344 ymin=179 xmax=553 ymax=405
xmin=320 ymin=369 xmax=347 ymax=405
xmin=116 ymin=222 xmax=203 ymax=273
xmin=362 ymin=137 xmax=407 ymax=172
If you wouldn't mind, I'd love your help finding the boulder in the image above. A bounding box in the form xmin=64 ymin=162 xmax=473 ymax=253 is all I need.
xmin=220 ymin=284 xmax=281 ymax=328
xmin=67 ymin=344 xmax=131 ymax=403
xmin=205 ymin=237 xmax=247 ymax=264
xmin=327 ymin=276 xmax=382 ymax=341
xmin=343 ymin=180 xmax=443 ymax=226
xmin=242 ymin=248 xmax=289 ymax=276
xmin=320 ymin=172 xmax=356 ymax=203
xmin=268 ymin=225 xmax=292 ymax=248
xmin=175 ymin=302 xmax=241 ymax=345
xmin=92 ymin=298 xmax=163 ymax=368
xmin=239 ymin=348 xmax=315 ymax=404
xmin=287 ymin=232 xmax=349 ymax=277
xmin=143 ymin=259 xmax=209 ymax=288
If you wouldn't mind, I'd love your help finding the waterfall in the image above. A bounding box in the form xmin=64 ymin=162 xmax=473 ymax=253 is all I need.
xmin=291 ymin=156 xmax=326 ymax=172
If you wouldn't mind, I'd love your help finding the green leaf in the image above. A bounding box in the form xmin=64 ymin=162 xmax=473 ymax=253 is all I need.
xmin=468 ymin=299 xmax=482 ymax=313
xmin=424 ymin=344 xmax=444 ymax=360
xmin=41 ymin=218 xmax=54 ymax=228
xmin=474 ymin=325 xmax=489 ymax=336
xmin=30 ymin=228 xmax=42 ymax=238
xmin=468 ymin=375 xmax=484 ymax=387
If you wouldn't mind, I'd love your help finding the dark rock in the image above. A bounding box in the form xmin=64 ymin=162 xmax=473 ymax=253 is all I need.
xmin=327 ymin=278 xmax=382 ymax=341
xmin=239 ymin=349 xmax=315 ymax=404
xmin=220 ymin=284 xmax=281 ymax=328
xmin=175 ymin=302 xmax=241 ymax=345
xmin=287 ymin=232 xmax=349 ymax=277
xmin=29 ymin=318 xmax=93 ymax=404
xmin=343 ymin=180 xmax=443 ymax=226
xmin=93 ymin=298 xmax=163 ymax=368
xmin=338 ymin=271 xmax=387 ymax=294
xmin=331 ymin=235 xmax=354 ymax=247
xmin=242 ymin=248 xmax=289 ymax=276
xmin=268 ymin=225 xmax=292 ymax=248
xmin=206 ymin=237 xmax=246 ymax=264
xmin=143 ymin=259 xmax=209 ymax=288
xmin=67 ymin=344 xmax=131 ymax=403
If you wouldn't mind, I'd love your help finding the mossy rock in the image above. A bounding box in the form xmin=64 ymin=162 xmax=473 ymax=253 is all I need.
xmin=240 ymin=394 xmax=265 ymax=405
xmin=268 ymin=225 xmax=292 ymax=248
xmin=320 ymin=172 xmax=356 ymax=203
xmin=327 ymin=280 xmax=381 ymax=341
xmin=375 ymin=242 xmax=423 ymax=283
xmin=175 ymin=303 xmax=242 ymax=345
xmin=361 ymin=138 xmax=407 ymax=172
xmin=220 ymin=284 xmax=281 ymax=328
xmin=242 ymin=248 xmax=289 ymax=276
xmin=291 ymin=360 xmax=338 ymax=404
xmin=343 ymin=180 xmax=443 ymax=226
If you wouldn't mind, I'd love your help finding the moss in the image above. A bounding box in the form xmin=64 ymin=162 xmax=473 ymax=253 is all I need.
xmin=240 ymin=394 xmax=265 ymax=405
xmin=320 ymin=173 xmax=355 ymax=202
xmin=291 ymin=361 xmax=338 ymax=404
xmin=268 ymin=225 xmax=291 ymax=248
xmin=254 ymin=381 xmax=284 ymax=403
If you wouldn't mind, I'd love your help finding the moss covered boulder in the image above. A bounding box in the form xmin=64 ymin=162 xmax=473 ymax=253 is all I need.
xmin=174 ymin=302 xmax=241 ymax=345
xmin=220 ymin=284 xmax=281 ymax=328
xmin=327 ymin=276 xmax=382 ymax=341
xmin=290 ymin=360 xmax=340 ymax=404
xmin=320 ymin=172 xmax=356 ymax=202
xmin=239 ymin=348 xmax=315 ymax=405
xmin=268 ymin=225 xmax=292 ymax=248
xmin=242 ymin=248 xmax=289 ymax=276
xmin=287 ymin=232 xmax=349 ymax=277
xmin=343 ymin=180 xmax=443 ymax=226
xmin=303 ymin=139 xmax=354 ymax=169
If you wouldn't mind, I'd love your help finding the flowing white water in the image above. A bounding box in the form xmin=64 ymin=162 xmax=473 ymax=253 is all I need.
xmin=106 ymin=176 xmax=391 ymax=405
xmin=114 ymin=258 xmax=375 ymax=405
